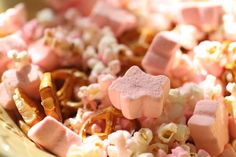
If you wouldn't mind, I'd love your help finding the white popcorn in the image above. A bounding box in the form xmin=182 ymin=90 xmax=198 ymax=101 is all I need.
xmin=84 ymin=46 xmax=97 ymax=59
xmin=107 ymin=60 xmax=121 ymax=75
xmin=8 ymin=50 xmax=30 ymax=69
xmin=199 ymin=75 xmax=222 ymax=99
xmin=174 ymin=24 xmax=204 ymax=50
xmin=107 ymin=129 xmax=153 ymax=157
xmin=87 ymin=58 xmax=100 ymax=69
xmin=194 ymin=41 xmax=222 ymax=61
xmin=37 ymin=8 xmax=55 ymax=24
xmin=67 ymin=135 xmax=106 ymax=157
xmin=157 ymin=123 xmax=177 ymax=143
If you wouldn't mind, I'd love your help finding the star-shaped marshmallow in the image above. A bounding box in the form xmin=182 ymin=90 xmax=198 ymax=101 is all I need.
xmin=108 ymin=66 xmax=170 ymax=119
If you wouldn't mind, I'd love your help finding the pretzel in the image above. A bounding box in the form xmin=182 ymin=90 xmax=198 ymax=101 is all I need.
xmin=39 ymin=72 xmax=62 ymax=122
xmin=79 ymin=106 xmax=125 ymax=140
xmin=13 ymin=88 xmax=44 ymax=126
xmin=52 ymin=69 xmax=88 ymax=102
xmin=52 ymin=69 xmax=89 ymax=118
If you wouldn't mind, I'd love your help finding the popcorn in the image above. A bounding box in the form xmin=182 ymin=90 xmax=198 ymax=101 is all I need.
xmin=7 ymin=50 xmax=30 ymax=69
xmin=3 ymin=1 xmax=236 ymax=157
xmin=67 ymin=135 xmax=107 ymax=157
xmin=107 ymin=128 xmax=153 ymax=157
xmin=193 ymin=41 xmax=224 ymax=76
xmin=157 ymin=123 xmax=178 ymax=143
xmin=174 ymin=124 xmax=190 ymax=144
xmin=36 ymin=8 xmax=55 ymax=24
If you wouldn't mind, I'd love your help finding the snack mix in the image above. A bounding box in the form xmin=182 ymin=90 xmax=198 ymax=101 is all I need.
xmin=2 ymin=0 xmax=236 ymax=157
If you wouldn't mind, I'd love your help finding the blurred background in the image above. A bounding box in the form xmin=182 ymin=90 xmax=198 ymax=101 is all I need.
xmin=0 ymin=0 xmax=47 ymax=18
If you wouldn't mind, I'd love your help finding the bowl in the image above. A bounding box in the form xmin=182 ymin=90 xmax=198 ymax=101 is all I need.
xmin=0 ymin=105 xmax=54 ymax=157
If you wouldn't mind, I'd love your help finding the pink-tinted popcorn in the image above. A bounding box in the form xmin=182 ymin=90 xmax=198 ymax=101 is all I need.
xmin=108 ymin=66 xmax=170 ymax=119
xmin=142 ymin=31 xmax=180 ymax=75
xmin=177 ymin=1 xmax=223 ymax=32
xmin=167 ymin=146 xmax=189 ymax=157
xmin=89 ymin=1 xmax=137 ymax=36
xmin=188 ymin=100 xmax=229 ymax=156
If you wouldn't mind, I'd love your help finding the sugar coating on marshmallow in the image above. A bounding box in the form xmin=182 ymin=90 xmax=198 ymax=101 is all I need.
xmin=188 ymin=100 xmax=228 ymax=156
xmin=142 ymin=31 xmax=180 ymax=75
xmin=28 ymin=116 xmax=82 ymax=157
xmin=108 ymin=66 xmax=170 ymax=119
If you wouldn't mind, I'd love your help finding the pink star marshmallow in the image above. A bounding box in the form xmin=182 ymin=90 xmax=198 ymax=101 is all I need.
xmin=28 ymin=116 xmax=82 ymax=157
xmin=141 ymin=31 xmax=180 ymax=75
xmin=108 ymin=66 xmax=170 ymax=119
xmin=188 ymin=100 xmax=229 ymax=156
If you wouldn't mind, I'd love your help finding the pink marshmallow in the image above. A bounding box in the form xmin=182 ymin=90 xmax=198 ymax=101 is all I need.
xmin=229 ymin=116 xmax=236 ymax=139
xmin=0 ymin=3 xmax=26 ymax=36
xmin=108 ymin=66 xmax=170 ymax=119
xmin=28 ymin=116 xmax=82 ymax=157
xmin=0 ymin=32 xmax=27 ymax=75
xmin=188 ymin=100 xmax=229 ymax=156
xmin=219 ymin=144 xmax=236 ymax=157
xmin=1 ymin=64 xmax=42 ymax=100
xmin=0 ymin=83 xmax=14 ymax=110
xmin=142 ymin=31 xmax=180 ymax=75
xmin=167 ymin=146 xmax=189 ymax=157
xmin=177 ymin=1 xmax=223 ymax=32
xmin=89 ymin=1 xmax=137 ymax=36
xmin=28 ymin=39 xmax=60 ymax=71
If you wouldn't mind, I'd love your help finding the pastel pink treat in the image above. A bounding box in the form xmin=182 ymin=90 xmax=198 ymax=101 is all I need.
xmin=1 ymin=64 xmax=42 ymax=99
xmin=108 ymin=66 xmax=170 ymax=119
xmin=89 ymin=1 xmax=137 ymax=36
xmin=228 ymin=116 xmax=236 ymax=139
xmin=0 ymin=83 xmax=14 ymax=110
xmin=0 ymin=32 xmax=27 ymax=75
xmin=197 ymin=149 xmax=211 ymax=157
xmin=28 ymin=116 xmax=82 ymax=157
xmin=0 ymin=3 xmax=26 ymax=36
xmin=219 ymin=144 xmax=236 ymax=157
xmin=167 ymin=146 xmax=189 ymax=157
xmin=177 ymin=1 xmax=223 ymax=32
xmin=28 ymin=39 xmax=60 ymax=71
xmin=188 ymin=100 xmax=229 ymax=156
xmin=142 ymin=31 xmax=180 ymax=75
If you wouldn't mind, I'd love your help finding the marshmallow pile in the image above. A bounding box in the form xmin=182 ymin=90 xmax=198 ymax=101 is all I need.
xmin=1 ymin=0 xmax=236 ymax=157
